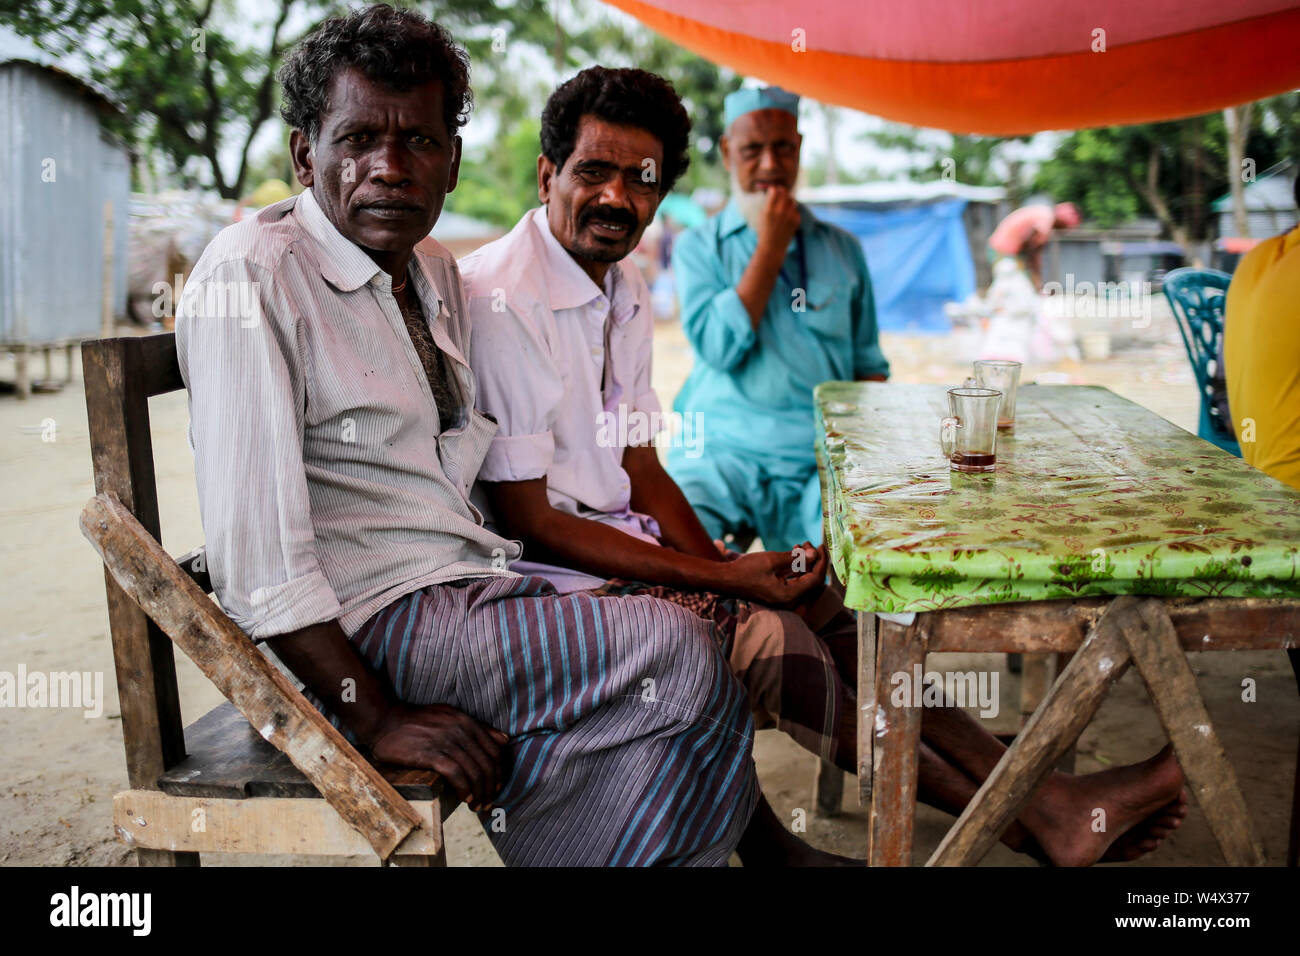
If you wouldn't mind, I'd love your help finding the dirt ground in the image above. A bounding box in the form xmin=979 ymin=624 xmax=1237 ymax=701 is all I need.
xmin=1 ymin=302 xmax=1296 ymax=867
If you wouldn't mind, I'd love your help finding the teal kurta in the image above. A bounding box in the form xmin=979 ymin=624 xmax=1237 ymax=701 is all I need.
xmin=668 ymin=200 xmax=889 ymax=551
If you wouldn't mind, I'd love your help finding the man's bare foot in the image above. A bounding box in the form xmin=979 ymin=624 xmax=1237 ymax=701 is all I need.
xmin=1100 ymin=789 xmax=1189 ymax=862
xmin=1021 ymin=744 xmax=1186 ymax=867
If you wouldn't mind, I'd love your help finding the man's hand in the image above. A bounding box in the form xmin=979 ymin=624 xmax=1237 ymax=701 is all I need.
xmin=723 ymin=542 xmax=827 ymax=607
xmin=756 ymin=186 xmax=801 ymax=255
xmin=369 ymin=702 xmax=510 ymax=812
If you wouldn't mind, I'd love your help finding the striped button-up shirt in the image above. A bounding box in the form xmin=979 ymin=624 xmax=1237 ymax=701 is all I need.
xmin=176 ymin=188 xmax=520 ymax=639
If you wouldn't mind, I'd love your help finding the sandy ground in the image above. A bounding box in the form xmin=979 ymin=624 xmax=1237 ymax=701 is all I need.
xmin=1 ymin=299 xmax=1296 ymax=867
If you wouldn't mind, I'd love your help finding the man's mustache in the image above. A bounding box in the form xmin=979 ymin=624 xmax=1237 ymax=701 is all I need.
xmin=581 ymin=205 xmax=638 ymax=230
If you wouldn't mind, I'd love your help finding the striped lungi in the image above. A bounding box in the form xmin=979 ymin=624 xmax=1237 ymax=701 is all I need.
xmin=351 ymin=573 xmax=760 ymax=866
xmin=591 ymin=581 xmax=858 ymax=768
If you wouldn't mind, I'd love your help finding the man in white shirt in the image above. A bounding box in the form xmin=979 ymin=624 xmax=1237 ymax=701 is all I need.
xmin=176 ymin=5 xmax=765 ymax=867
xmin=464 ymin=66 xmax=1189 ymax=867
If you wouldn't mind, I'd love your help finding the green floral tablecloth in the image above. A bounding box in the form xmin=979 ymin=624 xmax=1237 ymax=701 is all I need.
xmin=817 ymin=383 xmax=1300 ymax=613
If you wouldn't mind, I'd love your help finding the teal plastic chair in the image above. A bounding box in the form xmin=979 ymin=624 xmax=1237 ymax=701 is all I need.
xmin=1161 ymin=268 xmax=1242 ymax=456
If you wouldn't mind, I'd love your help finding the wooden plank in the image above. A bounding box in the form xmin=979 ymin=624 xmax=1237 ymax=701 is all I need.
xmin=857 ymin=612 xmax=877 ymax=809
xmin=868 ymin=618 xmax=927 ymax=866
xmin=172 ymin=547 xmax=213 ymax=595
xmin=1018 ymin=653 xmax=1053 ymax=729
xmin=1121 ymin=601 xmax=1266 ymax=866
xmin=113 ymin=790 xmax=443 ymax=859
xmin=81 ymin=491 xmax=423 ymax=860
xmin=158 ymin=701 xmax=448 ymax=801
xmin=924 ymin=596 xmax=1300 ymax=654
xmin=927 ymin=597 xmax=1140 ymax=867
xmin=82 ymin=338 xmax=195 ymax=868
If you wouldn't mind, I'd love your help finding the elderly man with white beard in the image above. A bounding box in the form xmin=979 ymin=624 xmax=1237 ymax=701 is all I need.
xmin=667 ymin=86 xmax=890 ymax=555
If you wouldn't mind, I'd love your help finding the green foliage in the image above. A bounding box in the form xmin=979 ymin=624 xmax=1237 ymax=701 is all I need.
xmin=447 ymin=118 xmax=543 ymax=227
xmin=1033 ymin=93 xmax=1299 ymax=236
xmin=854 ymin=124 xmax=1031 ymax=193
xmin=0 ymin=0 xmax=739 ymax=209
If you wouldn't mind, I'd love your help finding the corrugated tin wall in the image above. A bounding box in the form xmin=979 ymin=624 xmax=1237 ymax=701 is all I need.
xmin=1217 ymin=209 xmax=1299 ymax=240
xmin=0 ymin=62 xmax=130 ymax=346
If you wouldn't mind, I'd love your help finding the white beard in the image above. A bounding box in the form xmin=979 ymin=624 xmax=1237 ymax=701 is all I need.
xmin=730 ymin=170 xmax=768 ymax=233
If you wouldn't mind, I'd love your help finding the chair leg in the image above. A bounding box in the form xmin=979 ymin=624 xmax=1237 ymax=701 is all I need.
xmin=812 ymin=758 xmax=843 ymax=818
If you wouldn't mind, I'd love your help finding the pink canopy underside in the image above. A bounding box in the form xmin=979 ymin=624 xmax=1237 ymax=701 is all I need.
xmin=642 ymin=0 xmax=1298 ymax=62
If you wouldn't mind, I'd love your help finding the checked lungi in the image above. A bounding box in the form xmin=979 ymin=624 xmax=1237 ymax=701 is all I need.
xmin=591 ymin=581 xmax=858 ymax=770
xmin=350 ymin=573 xmax=760 ymax=866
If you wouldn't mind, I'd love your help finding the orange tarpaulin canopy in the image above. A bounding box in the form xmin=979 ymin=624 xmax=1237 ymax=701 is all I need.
xmin=603 ymin=0 xmax=1300 ymax=133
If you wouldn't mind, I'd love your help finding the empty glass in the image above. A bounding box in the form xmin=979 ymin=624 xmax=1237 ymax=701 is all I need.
xmin=940 ymin=387 xmax=1002 ymax=473
xmin=973 ymin=360 xmax=1022 ymax=429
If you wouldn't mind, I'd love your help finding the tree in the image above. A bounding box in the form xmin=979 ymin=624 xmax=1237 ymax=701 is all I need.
xmin=0 ymin=0 xmax=557 ymax=199
xmin=852 ymin=123 xmax=1032 ymax=197
xmin=1033 ymin=94 xmax=1298 ymax=256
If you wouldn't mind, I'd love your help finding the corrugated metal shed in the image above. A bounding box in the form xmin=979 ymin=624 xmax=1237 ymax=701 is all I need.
xmin=0 ymin=56 xmax=130 ymax=394
xmin=1211 ymin=159 xmax=1298 ymax=239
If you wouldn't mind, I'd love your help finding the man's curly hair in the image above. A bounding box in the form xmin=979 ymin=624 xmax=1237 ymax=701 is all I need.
xmin=540 ymin=67 xmax=691 ymax=196
xmin=278 ymin=4 xmax=472 ymax=143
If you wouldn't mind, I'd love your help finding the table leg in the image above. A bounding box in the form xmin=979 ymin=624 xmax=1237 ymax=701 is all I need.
xmin=868 ymin=617 xmax=927 ymax=866
xmin=1120 ymin=600 xmax=1266 ymax=866
xmin=857 ymin=612 xmax=877 ymax=811
xmin=926 ymin=596 xmax=1139 ymax=866
xmin=1019 ymin=652 xmax=1053 ymax=728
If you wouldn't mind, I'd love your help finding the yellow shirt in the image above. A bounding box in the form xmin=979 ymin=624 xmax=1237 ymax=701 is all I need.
xmin=1224 ymin=226 xmax=1300 ymax=491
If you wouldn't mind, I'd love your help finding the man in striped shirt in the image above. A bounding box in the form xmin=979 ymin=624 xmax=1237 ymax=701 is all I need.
xmin=176 ymin=4 xmax=765 ymax=866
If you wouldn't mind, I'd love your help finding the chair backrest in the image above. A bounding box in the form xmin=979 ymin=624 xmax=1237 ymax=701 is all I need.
xmin=82 ymin=333 xmax=210 ymax=795
xmin=1161 ymin=267 xmax=1239 ymax=451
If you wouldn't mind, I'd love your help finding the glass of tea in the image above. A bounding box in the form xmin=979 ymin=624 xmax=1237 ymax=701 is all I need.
xmin=973 ymin=359 xmax=1022 ymax=429
xmin=940 ymin=387 xmax=1002 ymax=473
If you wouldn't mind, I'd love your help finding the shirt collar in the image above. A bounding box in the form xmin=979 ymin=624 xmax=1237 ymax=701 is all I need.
xmin=531 ymin=206 xmax=639 ymax=325
xmin=294 ymin=187 xmax=383 ymax=292
xmin=293 ymin=187 xmax=445 ymax=315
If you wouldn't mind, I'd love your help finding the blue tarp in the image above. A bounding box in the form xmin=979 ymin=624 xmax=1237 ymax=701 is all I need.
xmin=810 ymin=199 xmax=973 ymax=334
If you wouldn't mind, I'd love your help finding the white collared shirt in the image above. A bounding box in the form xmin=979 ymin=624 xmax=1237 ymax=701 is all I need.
xmin=176 ymin=188 xmax=520 ymax=638
xmin=461 ymin=206 xmax=662 ymax=592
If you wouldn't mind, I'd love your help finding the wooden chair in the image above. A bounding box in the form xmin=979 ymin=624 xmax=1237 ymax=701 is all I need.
xmin=81 ymin=333 xmax=458 ymax=866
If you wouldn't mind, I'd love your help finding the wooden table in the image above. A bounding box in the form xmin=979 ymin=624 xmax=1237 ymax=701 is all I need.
xmin=816 ymin=382 xmax=1300 ymax=866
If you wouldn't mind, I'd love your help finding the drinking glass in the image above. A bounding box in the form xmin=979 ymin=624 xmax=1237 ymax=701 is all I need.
xmin=973 ymin=360 xmax=1022 ymax=429
xmin=940 ymin=387 xmax=1002 ymax=473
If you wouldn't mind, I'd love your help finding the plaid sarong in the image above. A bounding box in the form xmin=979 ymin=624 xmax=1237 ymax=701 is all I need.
xmin=592 ymin=580 xmax=857 ymax=768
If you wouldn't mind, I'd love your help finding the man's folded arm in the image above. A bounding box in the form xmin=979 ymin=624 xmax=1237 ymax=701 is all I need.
xmin=480 ymin=474 xmax=733 ymax=591
xmin=177 ymin=256 xmax=342 ymax=639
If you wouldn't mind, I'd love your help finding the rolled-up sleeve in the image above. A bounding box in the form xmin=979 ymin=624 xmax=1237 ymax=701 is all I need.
xmin=467 ymin=296 xmax=563 ymax=482
xmin=672 ymin=227 xmax=756 ymax=372
xmin=850 ymin=240 xmax=891 ymax=380
xmin=176 ymin=257 xmax=342 ymax=639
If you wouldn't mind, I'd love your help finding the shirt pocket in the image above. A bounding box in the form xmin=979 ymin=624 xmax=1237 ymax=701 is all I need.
xmin=799 ymin=277 xmax=851 ymax=340
xmin=440 ymin=408 xmax=498 ymax=496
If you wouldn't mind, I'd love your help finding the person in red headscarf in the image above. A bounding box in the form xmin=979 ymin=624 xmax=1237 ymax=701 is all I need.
xmin=988 ymin=201 xmax=1081 ymax=289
